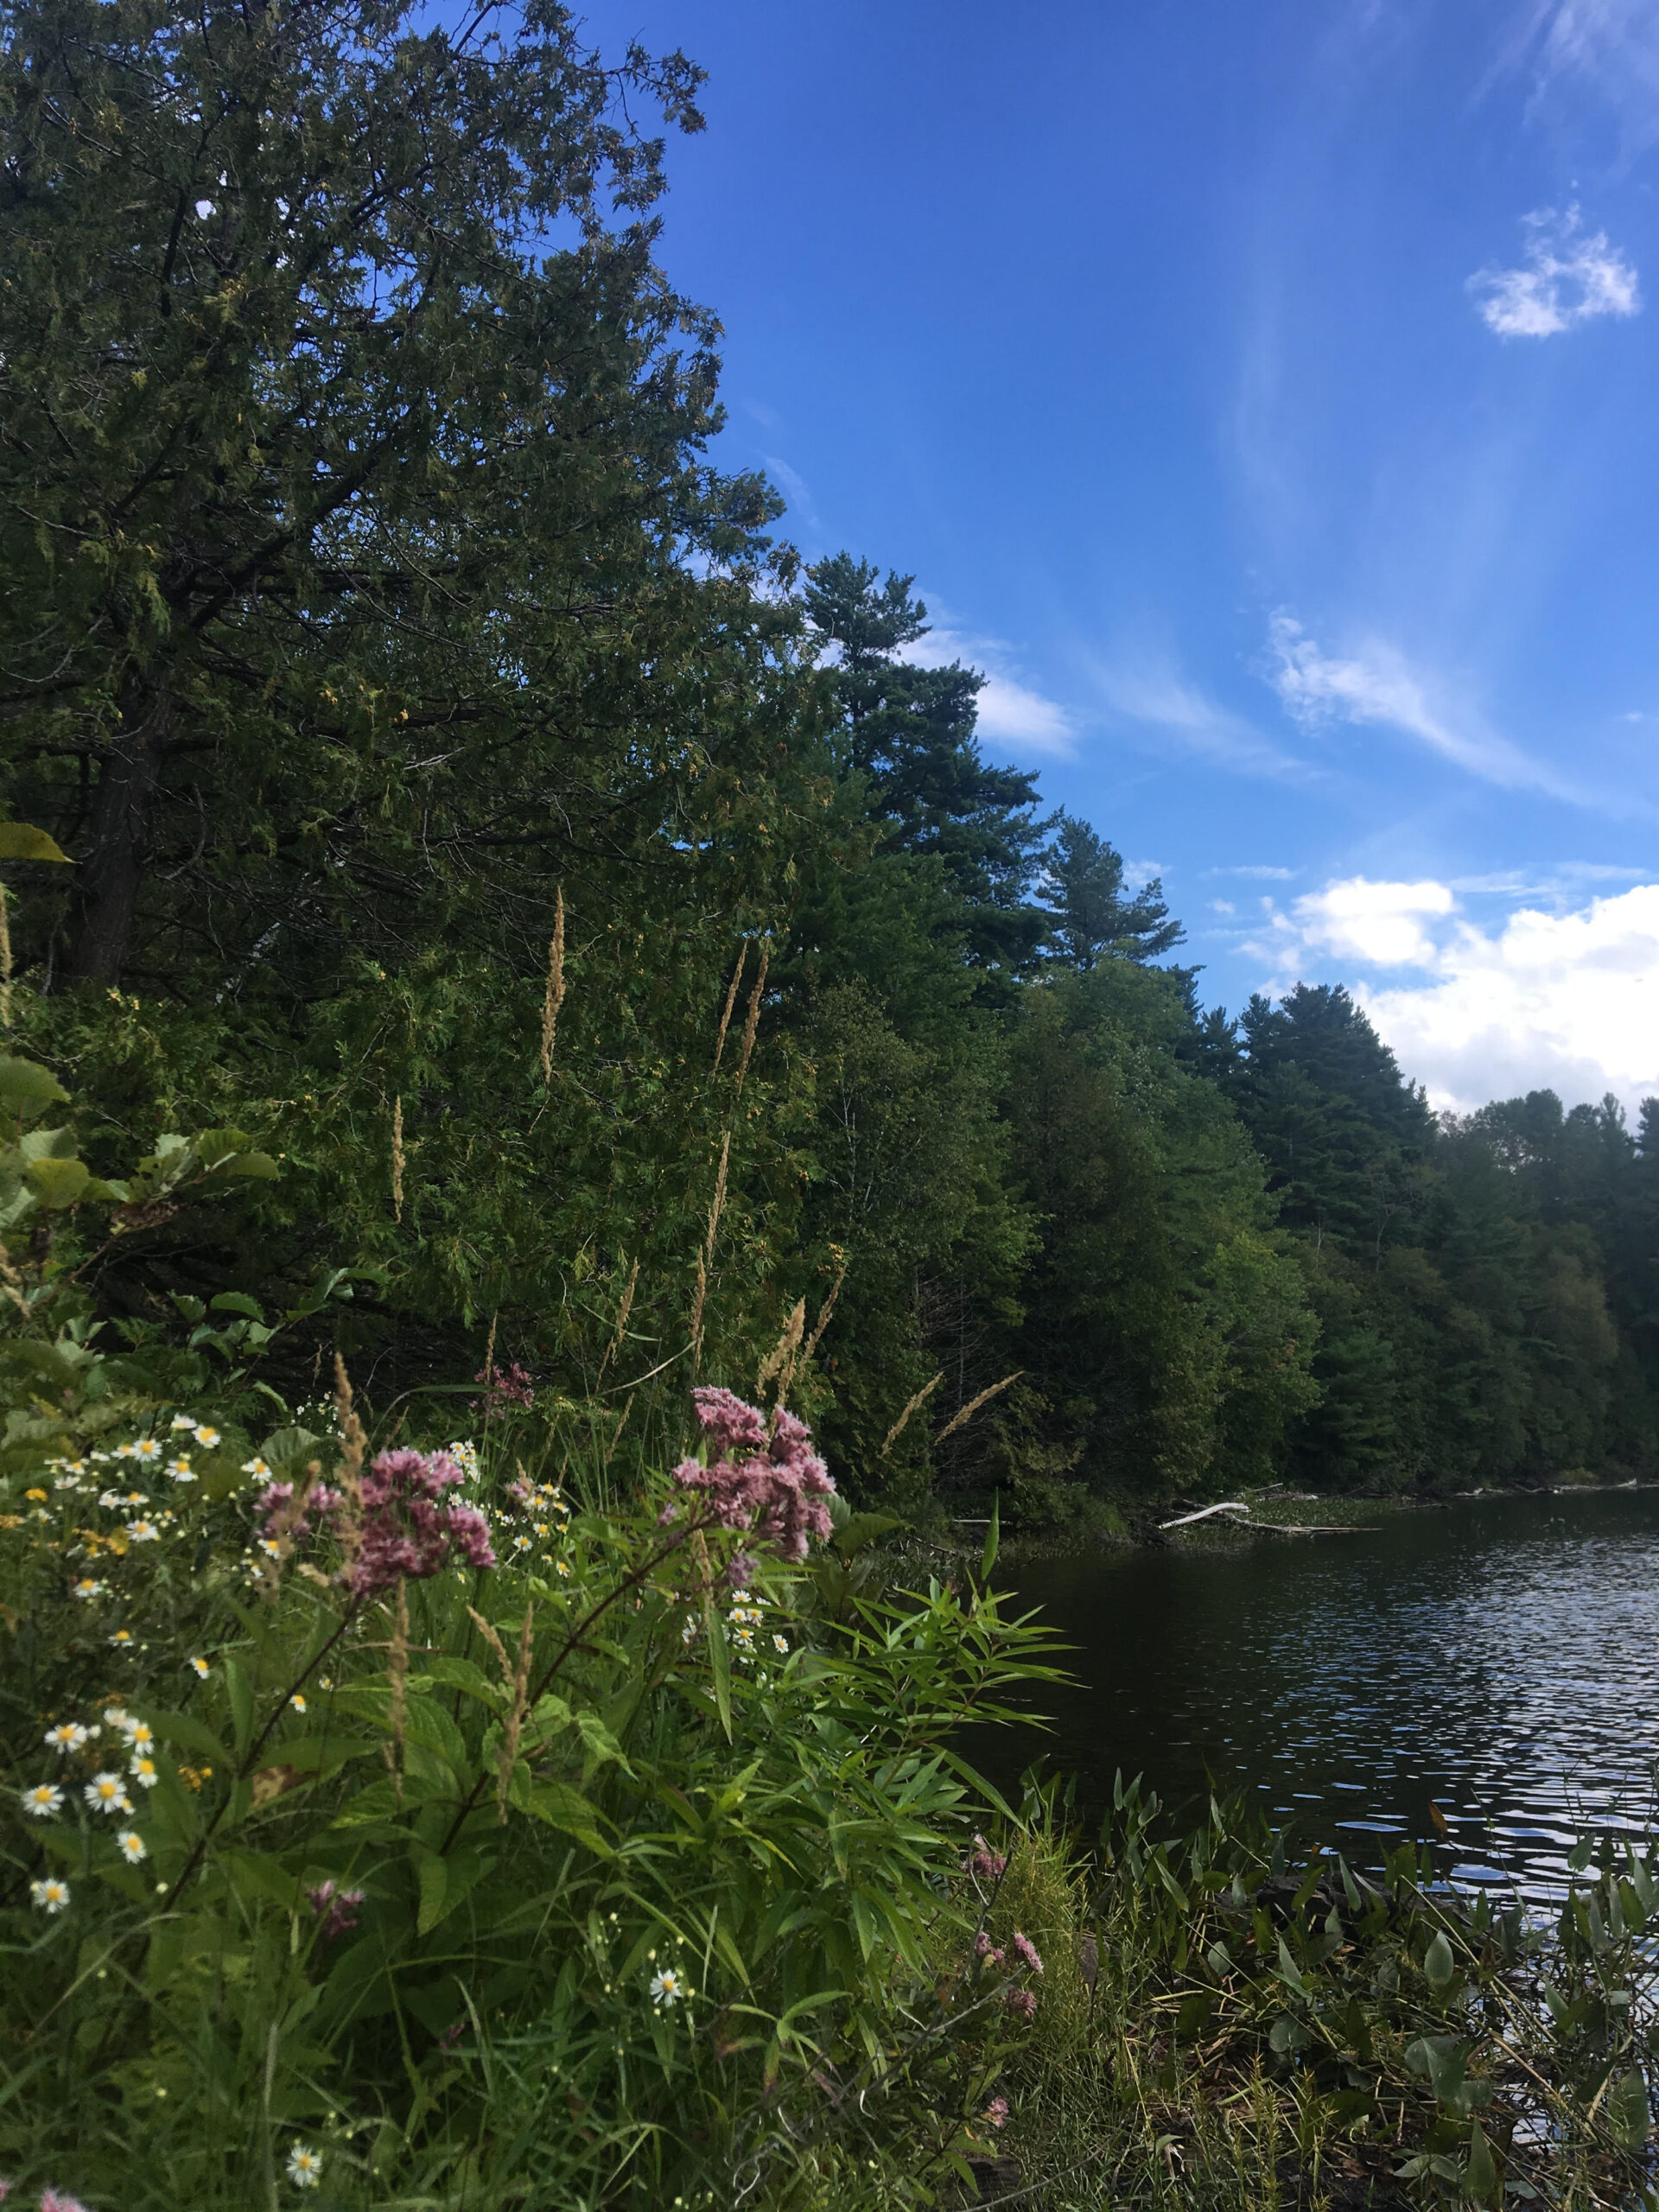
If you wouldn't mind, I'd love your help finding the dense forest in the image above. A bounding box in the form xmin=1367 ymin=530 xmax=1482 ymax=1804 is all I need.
xmin=3 ymin=0 xmax=1655 ymax=1529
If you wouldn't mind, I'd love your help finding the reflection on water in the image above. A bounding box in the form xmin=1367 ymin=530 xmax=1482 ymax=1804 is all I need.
xmin=976 ymin=1491 xmax=1659 ymax=1903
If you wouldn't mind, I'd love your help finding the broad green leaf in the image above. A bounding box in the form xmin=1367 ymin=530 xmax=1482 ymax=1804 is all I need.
xmin=0 ymin=1056 xmax=68 ymax=1116
xmin=1465 ymin=2119 xmax=1497 ymax=2202
xmin=24 ymin=1156 xmax=90 ymax=1210
xmin=523 ymin=1778 xmax=610 ymax=1856
xmin=149 ymin=1710 xmax=232 ymax=1764
xmin=0 ymin=822 xmax=70 ymax=862
xmin=1607 ymin=2068 xmax=1652 ymax=2151
xmin=1423 ymin=1928 xmax=1456 ymax=1993
xmin=414 ymin=1850 xmax=448 ymax=1936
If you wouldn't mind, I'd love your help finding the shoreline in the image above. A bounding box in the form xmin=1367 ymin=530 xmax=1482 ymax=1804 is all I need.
xmin=924 ymin=1474 xmax=1659 ymax=1567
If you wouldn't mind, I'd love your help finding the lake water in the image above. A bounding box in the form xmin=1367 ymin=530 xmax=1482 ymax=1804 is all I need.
xmin=976 ymin=1490 xmax=1659 ymax=1904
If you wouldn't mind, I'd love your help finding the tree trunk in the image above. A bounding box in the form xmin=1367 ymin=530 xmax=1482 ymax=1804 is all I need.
xmin=65 ymin=691 xmax=172 ymax=986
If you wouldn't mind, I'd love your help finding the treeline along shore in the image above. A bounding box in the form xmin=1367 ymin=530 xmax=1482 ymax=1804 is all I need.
xmin=4 ymin=10 xmax=1659 ymax=2209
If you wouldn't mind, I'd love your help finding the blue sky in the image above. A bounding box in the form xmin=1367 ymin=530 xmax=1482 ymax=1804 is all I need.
xmin=587 ymin=0 xmax=1659 ymax=1112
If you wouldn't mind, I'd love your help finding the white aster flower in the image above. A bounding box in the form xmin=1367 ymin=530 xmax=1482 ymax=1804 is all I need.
xmin=130 ymin=1755 xmax=160 ymax=1789
xmin=126 ymin=1720 xmax=156 ymax=1752
xmin=30 ymin=1877 xmax=71 ymax=1914
xmin=188 ymin=1656 xmax=210 ymax=1678
xmin=132 ymin=1438 xmax=162 ymax=1462
xmin=772 ymin=1633 xmax=790 ymax=1655
xmin=167 ymin=1458 xmax=195 ymax=1483
xmin=126 ymin=1519 xmax=160 ymax=1543
xmin=103 ymin=1706 xmax=132 ymax=1732
xmin=289 ymin=1694 xmax=307 ymax=1713
xmin=242 ymin=1457 xmax=272 ymax=1479
xmin=171 ymin=1414 xmax=199 ymax=1432
xmin=21 ymin=1783 xmax=64 ymax=1817
xmin=286 ymin=2144 xmax=323 ymax=2189
xmin=85 ymin=1772 xmax=130 ymax=1815
xmin=117 ymin=1828 xmax=148 ymax=1863
xmin=71 ymin=1578 xmax=107 ymax=1601
xmin=109 ymin=1628 xmax=136 ymax=1649
xmin=44 ymin=1722 xmax=89 ymax=1755
xmin=194 ymin=1426 xmax=221 ymax=1448
xmin=649 ymin=1965 xmax=689 ymax=2006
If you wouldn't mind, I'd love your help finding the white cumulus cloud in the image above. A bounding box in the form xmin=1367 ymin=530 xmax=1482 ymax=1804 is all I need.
xmin=1251 ymin=876 xmax=1659 ymax=1113
xmin=1467 ymin=205 xmax=1640 ymax=338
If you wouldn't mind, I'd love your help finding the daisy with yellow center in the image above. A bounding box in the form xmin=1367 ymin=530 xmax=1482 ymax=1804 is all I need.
xmin=85 ymin=1772 xmax=130 ymax=1814
xmin=242 ymin=1456 xmax=271 ymax=1479
xmin=649 ymin=1965 xmax=689 ymax=2006
xmin=171 ymin=1414 xmax=199 ymax=1432
xmin=125 ymin=1720 xmax=156 ymax=1751
xmin=109 ymin=1629 xmax=136 ymax=1649
xmin=72 ymin=1579 xmax=106 ymax=1601
xmin=126 ymin=1519 xmax=160 ymax=1543
xmin=289 ymin=1694 xmax=307 ymax=1713
xmin=130 ymin=1755 xmax=160 ymax=1789
xmin=116 ymin=1828 xmax=148 ymax=1863
xmin=286 ymin=2145 xmax=323 ymax=2190
xmin=30 ymin=1877 xmax=71 ymax=1914
xmin=21 ymin=1783 xmax=64 ymax=1817
xmin=188 ymin=1656 xmax=210 ymax=1678
xmin=194 ymin=1425 xmax=221 ymax=1448
xmin=44 ymin=1722 xmax=88 ymax=1754
xmin=555 ymin=1559 xmax=572 ymax=1579
xmin=132 ymin=1438 xmax=162 ymax=1462
xmin=167 ymin=1458 xmax=195 ymax=1483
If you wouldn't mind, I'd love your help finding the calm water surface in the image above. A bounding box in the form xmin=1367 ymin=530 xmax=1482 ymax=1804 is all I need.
xmin=976 ymin=1491 xmax=1659 ymax=1903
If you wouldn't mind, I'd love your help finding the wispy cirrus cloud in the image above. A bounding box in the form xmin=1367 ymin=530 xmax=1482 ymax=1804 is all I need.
xmin=1265 ymin=613 xmax=1580 ymax=796
xmin=1497 ymin=0 xmax=1659 ymax=145
xmin=1092 ymin=657 xmax=1313 ymax=781
xmin=1466 ymin=205 xmax=1640 ymax=338
xmin=907 ymin=619 xmax=1077 ymax=758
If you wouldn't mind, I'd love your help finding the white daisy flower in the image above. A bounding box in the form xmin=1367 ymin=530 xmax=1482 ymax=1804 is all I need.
xmin=130 ymin=1756 xmax=160 ymax=1789
xmin=85 ymin=1772 xmax=130 ymax=1815
xmin=126 ymin=1721 xmax=156 ymax=1752
xmin=126 ymin=1519 xmax=160 ymax=1543
xmin=167 ymin=1459 xmax=195 ymax=1483
xmin=44 ymin=1722 xmax=89 ymax=1755
xmin=188 ymin=1656 xmax=210 ymax=1678
xmin=681 ymin=1615 xmax=699 ymax=1644
xmin=21 ymin=1783 xmax=64 ymax=1817
xmin=104 ymin=1706 xmax=132 ymax=1732
xmin=289 ymin=1694 xmax=307 ymax=1713
xmin=772 ymin=1633 xmax=790 ymax=1655
xmin=117 ymin=1828 xmax=148 ymax=1863
xmin=194 ymin=1426 xmax=221 ymax=1448
xmin=71 ymin=1578 xmax=107 ymax=1601
xmin=171 ymin=1414 xmax=199 ymax=1432
xmin=54 ymin=1473 xmax=84 ymax=1491
xmin=132 ymin=1438 xmax=162 ymax=1463
xmin=649 ymin=1965 xmax=689 ymax=2006
xmin=30 ymin=1877 xmax=71 ymax=1914
xmin=286 ymin=2144 xmax=323 ymax=2189
xmin=109 ymin=1629 xmax=136 ymax=1649
xmin=555 ymin=1559 xmax=571 ymax=1579
xmin=242 ymin=1456 xmax=271 ymax=1479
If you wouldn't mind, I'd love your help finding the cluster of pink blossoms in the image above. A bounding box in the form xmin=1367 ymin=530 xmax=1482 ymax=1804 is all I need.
xmin=669 ymin=1389 xmax=836 ymax=1564
xmin=260 ymin=1448 xmax=495 ymax=1597
xmin=308 ymin=1879 xmax=365 ymax=1940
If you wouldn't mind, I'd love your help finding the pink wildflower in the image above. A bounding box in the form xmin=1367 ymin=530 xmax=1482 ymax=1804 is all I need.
xmin=307 ymin=1880 xmax=366 ymax=1940
xmin=473 ymin=1361 xmax=537 ymax=1419
xmin=983 ymin=2096 xmax=1009 ymax=2129
xmin=1013 ymin=1932 xmax=1044 ymax=1976
xmin=343 ymin=1449 xmax=496 ymax=1596
xmin=974 ymin=1930 xmax=1005 ymax=1966
xmin=41 ymin=2192 xmax=93 ymax=2212
xmin=969 ymin=1835 xmax=1007 ymax=1881
xmin=671 ymin=1389 xmax=836 ymax=1563
xmin=1001 ymin=1986 xmax=1037 ymax=2020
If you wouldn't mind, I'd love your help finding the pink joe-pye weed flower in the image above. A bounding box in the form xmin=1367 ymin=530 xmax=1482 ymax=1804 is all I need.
xmin=261 ymin=1450 xmax=496 ymax=1596
xmin=969 ymin=1834 xmax=1008 ymax=1881
xmin=1013 ymin=1931 xmax=1044 ymax=1976
xmin=983 ymin=2095 xmax=1010 ymax=2129
xmin=307 ymin=1880 xmax=366 ymax=1940
xmin=1001 ymin=1986 xmax=1038 ymax=2020
xmin=671 ymin=1389 xmax=835 ymax=1564
xmin=41 ymin=2190 xmax=94 ymax=2212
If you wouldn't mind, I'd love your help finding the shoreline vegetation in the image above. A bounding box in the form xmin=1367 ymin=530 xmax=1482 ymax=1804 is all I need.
xmin=2 ymin=4 xmax=1656 ymax=2202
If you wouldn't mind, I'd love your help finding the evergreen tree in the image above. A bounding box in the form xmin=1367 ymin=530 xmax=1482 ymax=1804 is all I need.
xmin=1039 ymin=814 xmax=1184 ymax=968
xmin=803 ymin=555 xmax=1049 ymax=970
